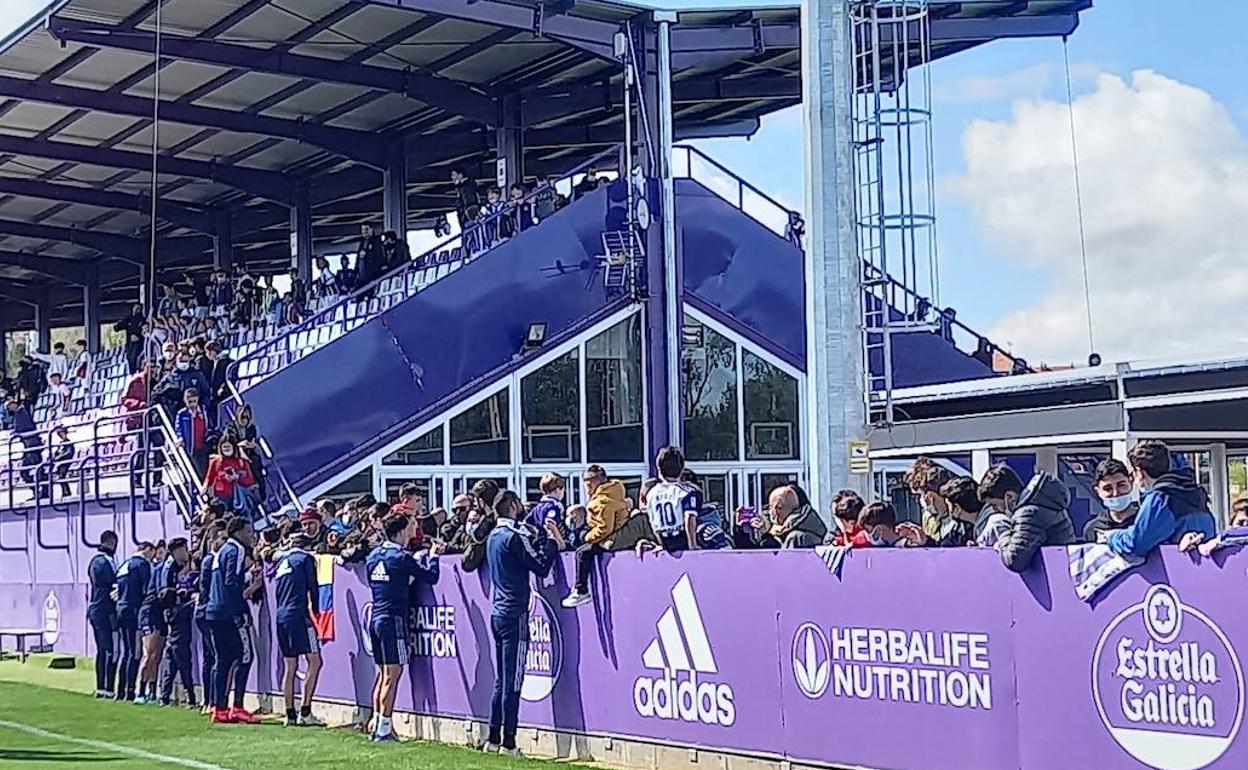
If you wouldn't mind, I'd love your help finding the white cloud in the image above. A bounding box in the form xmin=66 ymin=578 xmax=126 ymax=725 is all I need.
xmin=946 ymin=69 xmax=1248 ymax=366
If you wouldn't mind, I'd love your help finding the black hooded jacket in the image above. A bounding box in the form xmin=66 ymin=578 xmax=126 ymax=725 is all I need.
xmin=999 ymin=472 xmax=1076 ymax=572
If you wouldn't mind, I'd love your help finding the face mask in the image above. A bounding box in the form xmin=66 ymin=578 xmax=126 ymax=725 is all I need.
xmin=465 ymin=521 xmax=480 ymax=538
xmin=222 ymin=448 xmax=234 ymax=457
xmin=1102 ymin=491 xmax=1137 ymax=512
xmin=176 ymin=362 xmax=189 ymax=371
xmin=869 ymin=532 xmax=889 ymax=546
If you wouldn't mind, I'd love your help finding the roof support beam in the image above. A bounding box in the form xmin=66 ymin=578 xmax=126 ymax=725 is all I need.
xmin=47 ymin=16 xmax=498 ymax=126
xmin=0 ymin=251 xmax=90 ymax=284
xmin=0 ymin=134 xmax=291 ymax=205
xmin=0 ymin=74 xmax=385 ymax=168
xmin=0 ymin=218 xmax=208 ymax=262
xmin=870 ymin=13 xmax=1082 ymax=46
xmin=523 ymin=75 xmax=800 ymax=125
xmin=0 ymin=176 xmax=212 ymax=233
xmin=366 ymin=0 xmax=617 ymax=61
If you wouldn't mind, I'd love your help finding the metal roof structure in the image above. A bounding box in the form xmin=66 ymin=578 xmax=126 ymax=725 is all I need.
xmin=0 ymin=0 xmax=1090 ymax=329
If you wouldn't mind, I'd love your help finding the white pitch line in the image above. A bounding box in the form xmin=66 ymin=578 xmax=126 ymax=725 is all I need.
xmin=0 ymin=718 xmax=231 ymax=770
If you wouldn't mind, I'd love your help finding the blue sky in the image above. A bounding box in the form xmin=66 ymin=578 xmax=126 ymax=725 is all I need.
xmin=3 ymin=0 xmax=1246 ymax=364
xmin=689 ymin=0 xmax=1248 ymax=363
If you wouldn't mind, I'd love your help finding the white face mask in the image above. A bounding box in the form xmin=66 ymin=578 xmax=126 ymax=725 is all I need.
xmin=176 ymin=361 xmax=189 ymax=371
xmin=1102 ymin=490 xmax=1137 ymax=513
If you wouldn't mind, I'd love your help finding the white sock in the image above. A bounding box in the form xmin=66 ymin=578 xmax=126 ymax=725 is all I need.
xmin=377 ymin=715 xmax=392 ymax=736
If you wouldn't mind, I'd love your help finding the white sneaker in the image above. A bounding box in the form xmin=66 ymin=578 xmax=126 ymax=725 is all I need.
xmin=481 ymin=741 xmax=501 ymax=753
xmin=298 ymin=713 xmax=325 ymax=727
xmin=500 ymin=747 xmax=521 ymax=758
xmin=561 ymin=590 xmax=592 ymax=608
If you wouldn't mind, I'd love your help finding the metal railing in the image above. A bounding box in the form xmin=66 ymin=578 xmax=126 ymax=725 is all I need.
xmin=672 ymin=145 xmax=801 ymax=243
xmin=229 ymin=146 xmax=623 ymax=391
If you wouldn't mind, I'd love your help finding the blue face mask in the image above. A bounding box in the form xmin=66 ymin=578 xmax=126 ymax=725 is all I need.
xmin=465 ymin=521 xmax=480 ymax=538
xmin=1103 ymin=491 xmax=1137 ymax=512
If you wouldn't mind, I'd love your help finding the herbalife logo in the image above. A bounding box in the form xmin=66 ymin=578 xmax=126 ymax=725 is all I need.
xmin=632 ymin=574 xmax=736 ymax=726
xmin=792 ymin=623 xmax=829 ymax=698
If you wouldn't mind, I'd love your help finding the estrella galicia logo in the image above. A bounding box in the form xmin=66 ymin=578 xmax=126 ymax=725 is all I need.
xmin=43 ymin=590 xmax=61 ymax=646
xmin=633 ymin=574 xmax=735 ymax=726
xmin=1092 ymin=584 xmax=1244 ymax=770
xmin=792 ymin=622 xmax=829 ymax=698
xmin=521 ymin=592 xmax=561 ymax=702
xmin=359 ymin=602 xmax=374 ymax=657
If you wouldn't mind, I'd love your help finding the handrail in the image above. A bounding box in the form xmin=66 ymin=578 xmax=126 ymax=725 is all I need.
xmin=0 ymin=506 xmax=28 ymax=552
xmin=77 ymin=453 xmax=104 ymax=549
xmin=33 ymin=482 xmax=69 ymax=552
xmin=862 ymin=263 xmax=1028 ymax=371
xmin=672 ymin=145 xmax=800 ymax=241
xmin=221 ymin=380 xmax=302 ymax=516
xmin=228 ymin=145 xmax=622 ymax=388
xmin=150 ymin=404 xmax=203 ymax=526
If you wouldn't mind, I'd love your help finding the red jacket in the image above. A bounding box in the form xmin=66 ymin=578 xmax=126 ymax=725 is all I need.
xmin=203 ymin=455 xmax=255 ymax=497
xmin=120 ymin=373 xmax=148 ymax=429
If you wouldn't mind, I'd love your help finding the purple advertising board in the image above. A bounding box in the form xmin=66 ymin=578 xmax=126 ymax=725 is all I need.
xmin=4 ymin=507 xmax=1248 ymax=770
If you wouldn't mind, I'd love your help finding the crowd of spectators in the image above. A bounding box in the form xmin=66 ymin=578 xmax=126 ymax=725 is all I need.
xmin=170 ymin=438 xmax=1230 ymax=592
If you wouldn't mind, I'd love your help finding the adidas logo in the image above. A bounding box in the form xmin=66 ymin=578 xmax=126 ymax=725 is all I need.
xmin=370 ymin=562 xmax=390 ymax=583
xmin=632 ymin=574 xmax=736 ymax=726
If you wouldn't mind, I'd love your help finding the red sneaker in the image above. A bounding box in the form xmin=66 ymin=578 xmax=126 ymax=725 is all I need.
xmin=228 ymin=707 xmax=261 ymax=724
xmin=211 ymin=708 xmax=236 ymax=724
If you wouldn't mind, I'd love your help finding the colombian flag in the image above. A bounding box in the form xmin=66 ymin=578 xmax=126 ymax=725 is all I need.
xmin=311 ymin=554 xmax=335 ymax=641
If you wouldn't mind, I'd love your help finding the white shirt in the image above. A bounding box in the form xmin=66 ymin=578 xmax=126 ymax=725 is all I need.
xmin=646 ymin=480 xmax=702 ymax=538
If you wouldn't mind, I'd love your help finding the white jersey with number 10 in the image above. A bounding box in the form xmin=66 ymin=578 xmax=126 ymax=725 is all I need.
xmin=646 ymin=481 xmax=701 ymax=538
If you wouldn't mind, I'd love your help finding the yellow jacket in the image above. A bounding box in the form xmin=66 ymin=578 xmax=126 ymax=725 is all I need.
xmin=586 ymin=479 xmax=630 ymax=544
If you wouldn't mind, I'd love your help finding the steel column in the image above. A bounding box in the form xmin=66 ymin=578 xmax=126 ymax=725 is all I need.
xmin=496 ymin=94 xmax=524 ymax=189
xmin=290 ymin=185 xmax=314 ymax=284
xmin=802 ymin=0 xmax=868 ymax=506
xmin=34 ymin=289 xmax=52 ymax=352
xmin=656 ymin=13 xmax=681 ymax=453
xmin=383 ymin=144 xmax=408 ymax=237
xmin=83 ymin=262 xmax=101 ymax=353
xmin=213 ymin=211 xmax=234 ymax=272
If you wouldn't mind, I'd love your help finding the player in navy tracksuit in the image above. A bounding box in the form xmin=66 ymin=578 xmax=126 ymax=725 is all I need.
xmin=195 ymin=525 xmax=225 ymax=715
xmin=86 ymin=530 xmax=120 ymax=698
xmin=483 ymin=491 xmax=561 ymax=756
xmin=114 ymin=541 xmax=154 ymax=702
xmin=139 ymin=538 xmax=189 ymax=703
xmin=204 ymin=517 xmax=258 ymax=724
xmin=159 ymin=565 xmax=198 ymax=707
xmin=274 ymin=533 xmax=324 ymax=727
xmin=157 ymin=536 xmax=195 ymax=703
xmin=365 ymin=514 xmax=442 ymax=742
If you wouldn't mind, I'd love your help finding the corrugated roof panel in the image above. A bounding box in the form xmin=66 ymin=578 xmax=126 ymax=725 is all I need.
xmin=323 ymin=91 xmax=423 ymax=131
xmin=261 ymin=80 xmax=375 ymax=122
xmin=157 ymin=0 xmax=255 ymax=35
xmin=0 ymin=29 xmax=86 ymax=78
xmin=240 ymin=140 xmax=323 ymax=169
xmin=2 ymin=101 xmax=79 ymax=134
xmin=55 ymin=47 xmax=155 ymax=90
xmin=442 ymin=40 xmax=561 ymax=85
xmin=188 ymin=70 xmax=303 ymax=111
xmin=114 ymin=121 xmax=209 ymax=154
xmin=223 ymin=3 xmax=320 ymax=44
xmin=48 ymin=112 xmax=142 ymax=145
xmin=122 ymin=60 xmax=234 ymax=101
xmin=60 ymin=163 xmax=130 ymax=184
xmin=174 ymin=130 xmax=256 ymax=161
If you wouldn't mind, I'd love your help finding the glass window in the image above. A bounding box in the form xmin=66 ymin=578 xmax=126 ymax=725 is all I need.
xmin=383 ymin=477 xmax=444 ymax=509
xmin=522 ymin=351 xmax=581 ymax=463
xmin=322 ymin=467 xmax=372 ymax=501
xmin=381 ymin=425 xmax=444 ymax=465
xmin=743 ymin=351 xmax=800 ymax=460
xmin=450 ymin=389 xmax=510 ymax=464
xmin=682 ymin=321 xmax=738 ymax=461
xmin=586 ymin=315 xmax=644 ymax=462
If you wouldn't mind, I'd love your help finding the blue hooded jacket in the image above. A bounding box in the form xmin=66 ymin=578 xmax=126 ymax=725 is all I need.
xmin=1107 ymin=467 xmax=1216 ymax=557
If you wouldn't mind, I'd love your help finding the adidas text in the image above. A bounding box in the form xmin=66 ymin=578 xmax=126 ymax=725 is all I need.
xmin=633 ymin=671 xmax=736 ymax=726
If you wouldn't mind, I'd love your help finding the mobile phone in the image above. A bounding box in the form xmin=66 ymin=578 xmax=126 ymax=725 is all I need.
xmin=737 ymin=506 xmax=755 ymax=524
